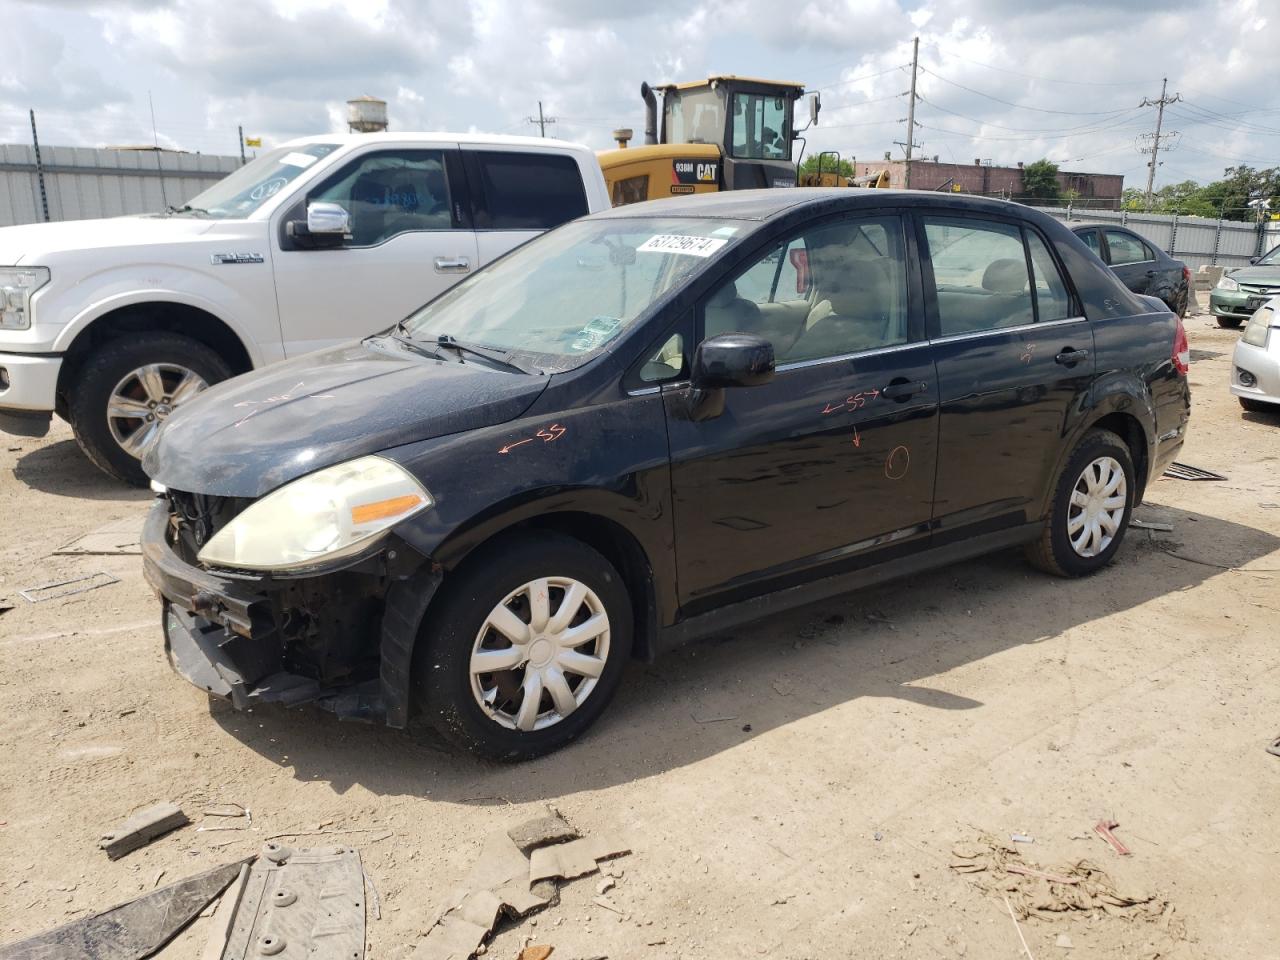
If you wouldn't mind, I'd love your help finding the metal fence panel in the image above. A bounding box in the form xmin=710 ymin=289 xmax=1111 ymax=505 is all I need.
xmin=0 ymin=144 xmax=239 ymax=227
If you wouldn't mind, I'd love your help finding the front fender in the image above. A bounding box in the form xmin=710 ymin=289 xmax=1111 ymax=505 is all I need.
xmin=45 ymin=263 xmax=276 ymax=366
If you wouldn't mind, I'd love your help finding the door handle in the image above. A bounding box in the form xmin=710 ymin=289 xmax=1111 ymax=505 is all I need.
xmin=434 ymin=256 xmax=471 ymax=273
xmin=1054 ymin=347 xmax=1089 ymax=366
xmin=1145 ymin=269 xmax=1156 ymax=277
xmin=882 ymin=379 xmax=929 ymax=401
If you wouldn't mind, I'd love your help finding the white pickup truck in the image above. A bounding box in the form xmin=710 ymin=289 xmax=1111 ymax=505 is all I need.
xmin=0 ymin=133 xmax=610 ymax=483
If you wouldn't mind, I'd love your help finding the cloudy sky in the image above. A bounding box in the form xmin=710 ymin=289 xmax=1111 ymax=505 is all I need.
xmin=1 ymin=0 xmax=1274 ymax=191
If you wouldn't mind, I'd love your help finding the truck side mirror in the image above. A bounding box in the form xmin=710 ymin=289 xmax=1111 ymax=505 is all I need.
xmin=807 ymin=92 xmax=821 ymax=127
xmin=285 ymin=201 xmax=350 ymax=249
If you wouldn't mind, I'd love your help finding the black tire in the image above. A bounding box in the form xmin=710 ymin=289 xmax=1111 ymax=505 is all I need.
xmin=1174 ymin=288 xmax=1189 ymax=318
xmin=68 ymin=333 xmax=232 ymax=485
xmin=415 ymin=532 xmax=633 ymax=761
xmin=1025 ymin=428 xmax=1135 ymax=578
xmin=1216 ymin=316 xmax=1243 ymax=329
xmin=1240 ymin=397 xmax=1277 ymax=414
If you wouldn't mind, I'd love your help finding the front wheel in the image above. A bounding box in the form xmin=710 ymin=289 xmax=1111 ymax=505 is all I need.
xmin=415 ymin=532 xmax=633 ymax=760
xmin=1216 ymin=316 xmax=1243 ymax=329
xmin=1240 ymin=397 xmax=1277 ymax=414
xmin=1026 ymin=429 xmax=1135 ymax=577
xmin=68 ymin=334 xmax=232 ymax=485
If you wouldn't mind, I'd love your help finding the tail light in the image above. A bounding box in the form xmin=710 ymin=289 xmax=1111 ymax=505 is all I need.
xmin=1173 ymin=316 xmax=1190 ymax=375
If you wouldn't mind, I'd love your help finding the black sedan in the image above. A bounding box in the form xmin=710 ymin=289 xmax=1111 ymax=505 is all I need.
xmin=1070 ymin=222 xmax=1191 ymax=317
xmin=142 ymin=190 xmax=1191 ymax=759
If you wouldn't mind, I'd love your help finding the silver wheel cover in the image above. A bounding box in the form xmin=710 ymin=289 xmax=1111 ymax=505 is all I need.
xmin=107 ymin=363 xmax=208 ymax=460
xmin=1067 ymin=455 xmax=1127 ymax=558
xmin=469 ymin=576 xmax=611 ymax=732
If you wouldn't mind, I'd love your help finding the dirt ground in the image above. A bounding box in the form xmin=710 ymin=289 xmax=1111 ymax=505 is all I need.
xmin=1 ymin=304 xmax=1278 ymax=960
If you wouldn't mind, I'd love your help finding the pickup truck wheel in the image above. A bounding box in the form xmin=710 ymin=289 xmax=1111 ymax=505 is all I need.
xmin=1026 ymin=428 xmax=1134 ymax=578
xmin=1216 ymin=316 xmax=1243 ymax=329
xmin=68 ymin=334 xmax=231 ymax=485
xmin=415 ymin=532 xmax=633 ymax=761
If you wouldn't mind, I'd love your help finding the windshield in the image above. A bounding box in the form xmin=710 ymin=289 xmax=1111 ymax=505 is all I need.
xmin=1259 ymin=244 xmax=1280 ymax=266
xmin=664 ymin=87 xmax=726 ymax=145
xmin=401 ymin=216 xmax=750 ymax=368
xmin=731 ymin=92 xmax=791 ymax=160
xmin=174 ymin=143 xmax=340 ymax=218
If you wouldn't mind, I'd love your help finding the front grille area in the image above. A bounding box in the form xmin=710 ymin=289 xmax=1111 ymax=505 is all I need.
xmin=164 ymin=489 xmax=254 ymax=564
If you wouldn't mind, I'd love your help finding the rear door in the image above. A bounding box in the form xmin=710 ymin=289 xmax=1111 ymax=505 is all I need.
xmin=462 ymin=148 xmax=590 ymax=269
xmin=922 ymin=212 xmax=1095 ymax=540
xmin=1102 ymin=228 xmax=1155 ymax=296
xmin=662 ymin=212 xmax=940 ymax=610
xmin=272 ymin=144 xmax=477 ymax=355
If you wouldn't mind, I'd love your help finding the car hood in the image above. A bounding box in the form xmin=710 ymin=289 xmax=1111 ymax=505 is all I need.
xmin=0 ymin=215 xmax=219 ymax=264
xmin=1226 ymin=264 xmax=1280 ymax=286
xmin=145 ymin=340 xmax=549 ymax=497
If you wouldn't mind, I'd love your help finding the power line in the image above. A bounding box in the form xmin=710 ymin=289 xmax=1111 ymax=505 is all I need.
xmin=808 ymin=63 xmax=909 ymax=94
xmin=922 ymin=43 xmax=1149 ymax=87
xmin=919 ymin=66 xmax=1140 ymax=117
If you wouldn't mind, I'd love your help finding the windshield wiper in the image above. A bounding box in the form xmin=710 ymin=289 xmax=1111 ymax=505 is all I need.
xmin=166 ymin=204 xmax=210 ymax=217
xmin=432 ymin=334 xmax=542 ymax=375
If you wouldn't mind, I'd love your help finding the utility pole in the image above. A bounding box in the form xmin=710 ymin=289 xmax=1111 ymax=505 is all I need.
xmin=28 ymin=109 xmax=50 ymax=223
xmin=526 ymin=101 xmax=557 ymax=138
xmin=1139 ymin=78 xmax=1181 ymax=211
xmin=893 ymin=37 xmax=922 ymax=189
xmin=238 ymin=125 xmax=246 ymax=166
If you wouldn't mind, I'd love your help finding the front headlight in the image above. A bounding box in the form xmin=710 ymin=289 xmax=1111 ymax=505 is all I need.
xmin=198 ymin=455 xmax=432 ymax=571
xmin=1242 ymin=306 xmax=1273 ymax=348
xmin=0 ymin=266 xmax=50 ymax=330
xmin=1217 ymin=274 xmax=1240 ymax=292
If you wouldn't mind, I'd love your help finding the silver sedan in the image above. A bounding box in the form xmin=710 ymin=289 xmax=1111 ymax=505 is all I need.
xmin=1232 ymin=297 xmax=1280 ymax=413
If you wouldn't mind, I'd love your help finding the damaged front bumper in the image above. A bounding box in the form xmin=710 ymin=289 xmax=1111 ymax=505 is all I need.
xmin=141 ymin=498 xmax=440 ymax=728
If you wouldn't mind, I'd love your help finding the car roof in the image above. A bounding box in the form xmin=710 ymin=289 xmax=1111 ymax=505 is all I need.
xmin=590 ymin=187 xmax=1043 ymax=222
xmin=279 ymin=132 xmax=590 ymax=152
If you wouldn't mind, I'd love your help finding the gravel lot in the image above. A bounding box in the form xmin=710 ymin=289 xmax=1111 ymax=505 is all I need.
xmin=1 ymin=306 xmax=1278 ymax=960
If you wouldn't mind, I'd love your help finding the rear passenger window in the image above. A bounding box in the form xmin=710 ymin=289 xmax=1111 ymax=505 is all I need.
xmin=471 ymin=151 xmax=588 ymax=229
xmin=1026 ymin=232 xmax=1073 ymax=322
xmin=1077 ymin=229 xmax=1101 ymax=255
xmin=1104 ymin=229 xmax=1151 ymax=265
xmin=702 ymin=216 xmax=908 ymax=363
xmin=924 ymin=218 xmax=1033 ymax=335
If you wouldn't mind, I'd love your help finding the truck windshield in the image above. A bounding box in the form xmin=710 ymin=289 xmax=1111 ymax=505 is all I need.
xmin=663 ymin=87 xmax=726 ymax=145
xmin=173 ymin=143 xmax=339 ymax=218
xmin=731 ymin=92 xmax=790 ymax=160
xmin=400 ymin=216 xmax=751 ymax=368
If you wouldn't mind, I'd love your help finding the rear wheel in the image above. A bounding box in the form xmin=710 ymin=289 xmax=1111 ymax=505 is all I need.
xmin=1216 ymin=316 xmax=1243 ymax=329
xmin=68 ymin=333 xmax=232 ymax=485
xmin=1026 ymin=429 xmax=1135 ymax=577
xmin=415 ymin=532 xmax=633 ymax=760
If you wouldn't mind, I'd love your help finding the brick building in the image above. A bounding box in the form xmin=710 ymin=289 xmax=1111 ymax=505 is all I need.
xmin=852 ymin=158 xmax=1124 ymax=208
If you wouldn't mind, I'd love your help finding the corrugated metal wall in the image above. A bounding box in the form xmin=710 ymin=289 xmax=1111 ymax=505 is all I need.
xmin=1041 ymin=206 xmax=1280 ymax=271
xmin=0 ymin=144 xmax=239 ymax=227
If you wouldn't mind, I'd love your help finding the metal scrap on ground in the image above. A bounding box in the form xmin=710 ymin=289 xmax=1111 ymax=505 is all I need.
xmin=100 ymin=802 xmax=189 ymax=860
xmin=414 ymin=807 xmax=630 ymax=960
xmin=0 ymin=859 xmax=248 ymax=960
xmin=1163 ymin=461 xmax=1227 ymax=481
xmin=19 ymin=572 xmax=120 ymax=602
xmin=54 ymin=516 xmax=145 ymax=556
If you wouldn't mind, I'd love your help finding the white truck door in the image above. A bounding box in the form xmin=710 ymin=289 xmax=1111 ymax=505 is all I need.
xmin=461 ymin=146 xmax=591 ymax=269
xmin=271 ymin=144 xmax=477 ymax=356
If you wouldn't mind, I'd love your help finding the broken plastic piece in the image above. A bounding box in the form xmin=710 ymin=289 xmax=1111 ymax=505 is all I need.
xmin=1094 ymin=820 xmax=1132 ymax=856
xmin=1162 ymin=462 xmax=1226 ymax=481
xmin=0 ymin=859 xmax=247 ymax=960
xmin=20 ymin=571 xmax=120 ymax=603
xmin=100 ymin=802 xmax=189 ymax=860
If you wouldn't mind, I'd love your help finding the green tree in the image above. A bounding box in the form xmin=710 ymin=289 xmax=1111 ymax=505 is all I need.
xmin=799 ymin=153 xmax=854 ymax=179
xmin=1021 ymin=159 xmax=1062 ymax=202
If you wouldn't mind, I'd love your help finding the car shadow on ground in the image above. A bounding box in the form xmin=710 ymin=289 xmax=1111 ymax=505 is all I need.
xmin=211 ymin=504 xmax=1280 ymax=801
xmin=12 ymin=439 xmax=149 ymax=503
xmin=1241 ymin=407 xmax=1280 ymax=426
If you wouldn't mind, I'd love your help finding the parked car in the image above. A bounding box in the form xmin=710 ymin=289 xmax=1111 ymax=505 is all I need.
xmin=142 ymin=189 xmax=1191 ymax=760
xmin=1069 ymin=223 xmax=1190 ymax=317
xmin=1231 ymin=296 xmax=1280 ymax=413
xmin=0 ymin=133 xmax=609 ymax=483
xmin=1210 ymin=243 xmax=1280 ymax=328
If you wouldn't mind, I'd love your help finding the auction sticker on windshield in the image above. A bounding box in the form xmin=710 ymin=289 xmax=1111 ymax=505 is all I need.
xmin=637 ymin=234 xmax=728 ymax=257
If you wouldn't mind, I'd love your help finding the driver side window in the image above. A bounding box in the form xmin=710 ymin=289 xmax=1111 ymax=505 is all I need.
xmin=310 ymin=150 xmax=456 ymax=247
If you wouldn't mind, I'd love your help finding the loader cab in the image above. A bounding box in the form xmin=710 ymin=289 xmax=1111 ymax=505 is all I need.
xmin=659 ymin=76 xmax=803 ymax=190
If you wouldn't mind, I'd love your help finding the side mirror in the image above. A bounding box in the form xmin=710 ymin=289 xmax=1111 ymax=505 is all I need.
xmin=1249 ymin=257 xmax=1260 ymax=265
xmin=807 ymin=92 xmax=821 ymax=127
xmin=307 ymin=201 xmax=351 ymax=235
xmin=686 ymin=334 xmax=774 ymax=421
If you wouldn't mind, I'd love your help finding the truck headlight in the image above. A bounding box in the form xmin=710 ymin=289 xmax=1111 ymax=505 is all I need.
xmin=1216 ymin=274 xmax=1240 ymax=292
xmin=198 ymin=456 xmax=432 ymax=572
xmin=0 ymin=267 xmax=50 ymax=330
